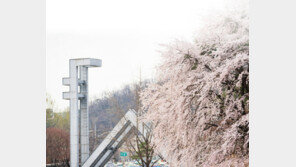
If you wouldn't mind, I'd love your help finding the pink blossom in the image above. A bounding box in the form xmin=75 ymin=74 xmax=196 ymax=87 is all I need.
xmin=141 ymin=8 xmax=249 ymax=167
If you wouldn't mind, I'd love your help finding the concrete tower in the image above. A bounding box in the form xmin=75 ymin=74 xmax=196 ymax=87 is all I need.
xmin=63 ymin=58 xmax=102 ymax=167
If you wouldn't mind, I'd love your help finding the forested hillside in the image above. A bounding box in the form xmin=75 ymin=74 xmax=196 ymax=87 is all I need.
xmin=46 ymin=85 xmax=140 ymax=164
xmin=88 ymin=85 xmax=136 ymax=151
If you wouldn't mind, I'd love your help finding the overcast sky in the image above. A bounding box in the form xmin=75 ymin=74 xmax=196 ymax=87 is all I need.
xmin=46 ymin=0 xmax=230 ymax=110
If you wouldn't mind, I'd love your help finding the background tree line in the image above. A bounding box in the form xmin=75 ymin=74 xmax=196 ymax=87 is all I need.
xmin=46 ymin=94 xmax=70 ymax=167
xmin=46 ymin=79 xmax=158 ymax=167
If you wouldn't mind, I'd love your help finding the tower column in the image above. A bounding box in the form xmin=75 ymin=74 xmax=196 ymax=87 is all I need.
xmin=80 ymin=66 xmax=89 ymax=164
xmin=69 ymin=60 xmax=79 ymax=167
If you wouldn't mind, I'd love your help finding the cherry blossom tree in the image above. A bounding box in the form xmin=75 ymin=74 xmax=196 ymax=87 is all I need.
xmin=141 ymin=7 xmax=249 ymax=167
